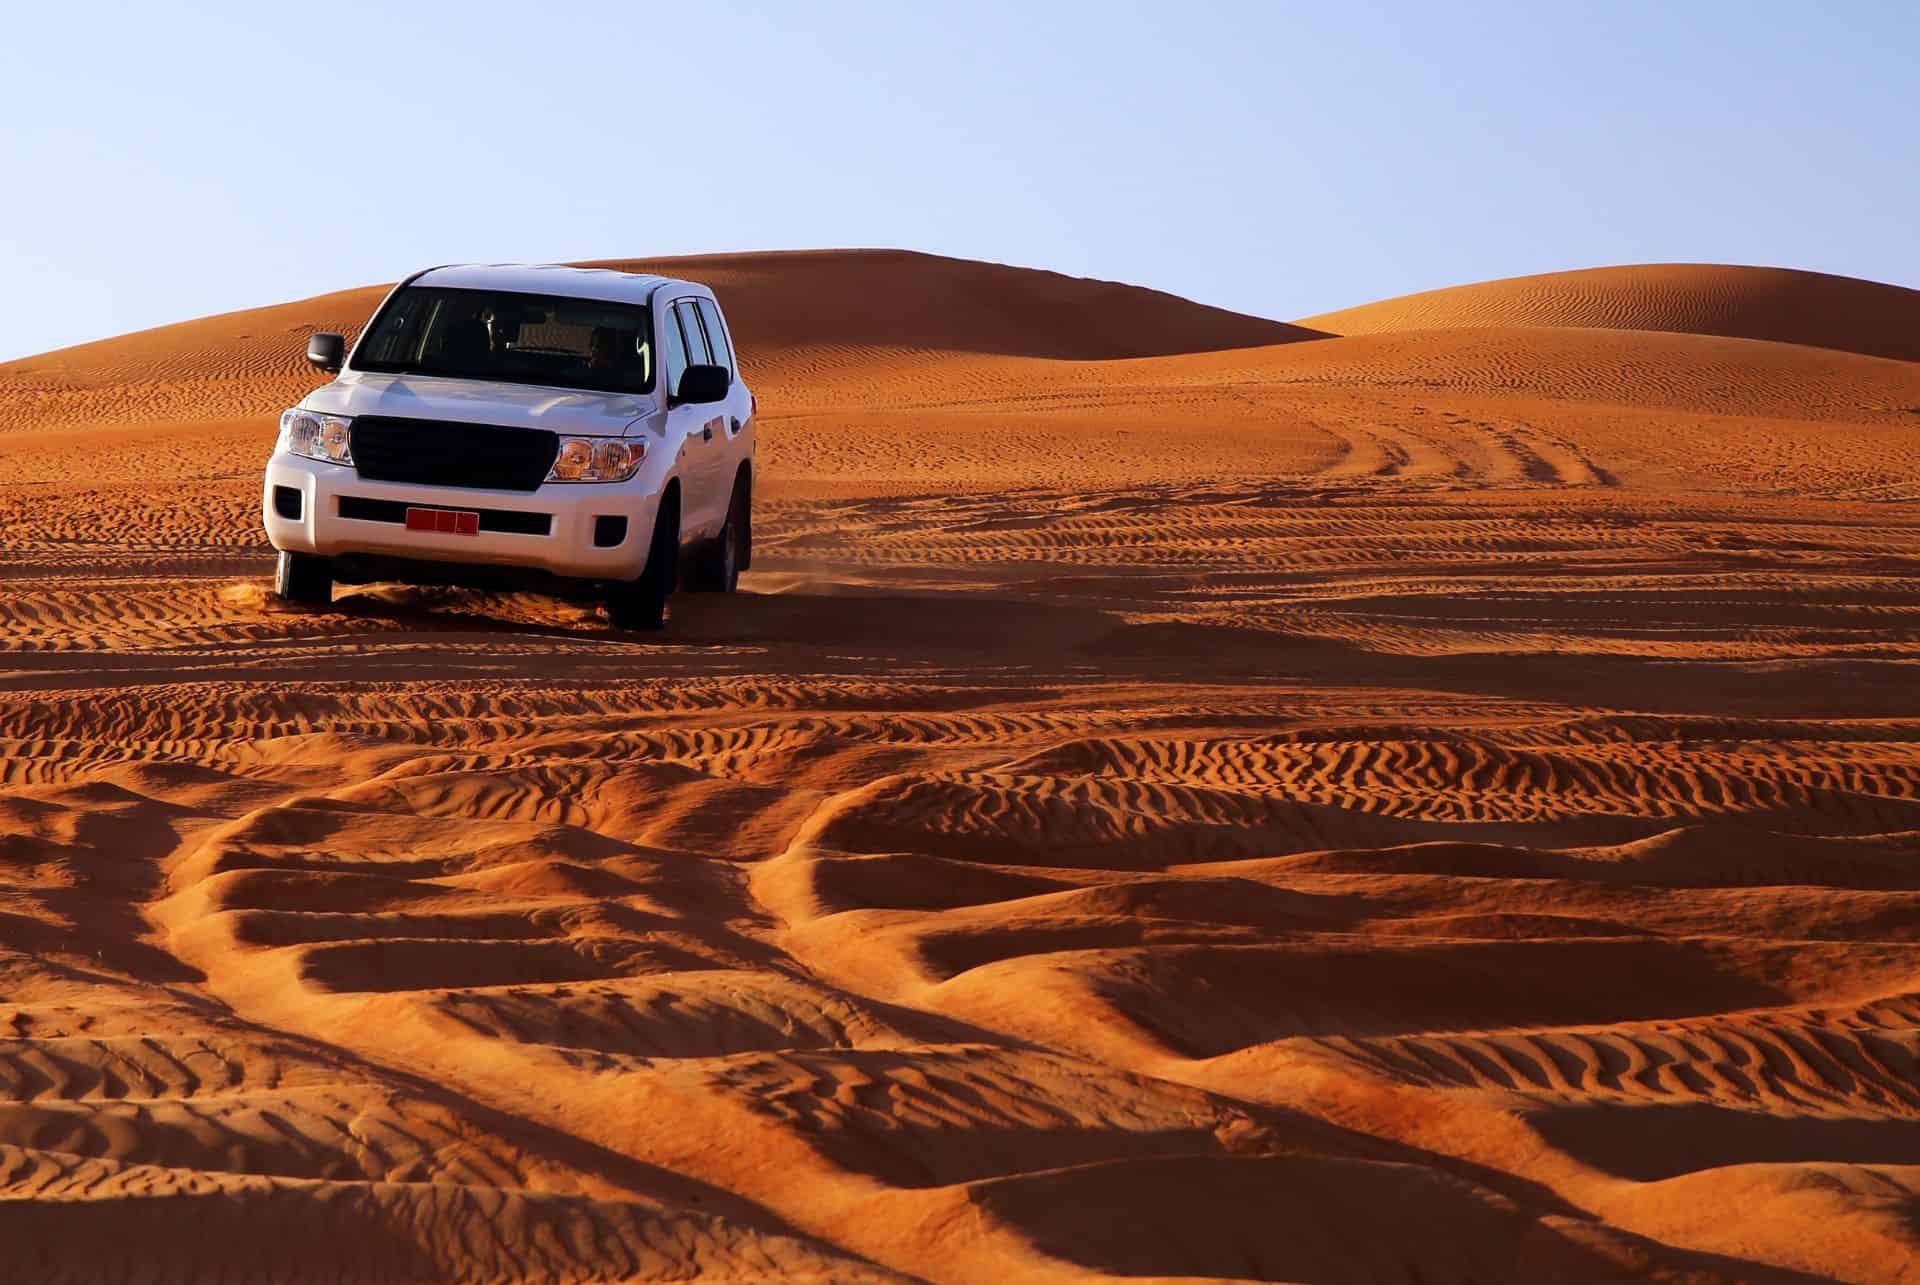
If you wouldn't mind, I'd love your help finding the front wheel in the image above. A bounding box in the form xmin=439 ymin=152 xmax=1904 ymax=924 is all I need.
xmin=607 ymin=495 xmax=678 ymax=630
xmin=687 ymin=479 xmax=748 ymax=593
xmin=272 ymin=550 xmax=333 ymax=606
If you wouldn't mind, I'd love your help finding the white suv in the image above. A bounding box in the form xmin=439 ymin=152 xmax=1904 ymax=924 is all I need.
xmin=262 ymin=263 xmax=754 ymax=629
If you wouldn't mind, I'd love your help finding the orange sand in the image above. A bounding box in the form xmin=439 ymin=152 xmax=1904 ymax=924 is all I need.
xmin=2 ymin=251 xmax=1919 ymax=1282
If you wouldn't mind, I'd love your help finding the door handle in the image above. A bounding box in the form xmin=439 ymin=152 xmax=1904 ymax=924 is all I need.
xmin=702 ymin=425 xmax=713 ymax=442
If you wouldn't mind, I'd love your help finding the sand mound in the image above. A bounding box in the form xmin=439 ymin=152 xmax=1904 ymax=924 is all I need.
xmin=583 ymin=248 xmax=1320 ymax=360
xmin=1299 ymin=263 xmax=1920 ymax=362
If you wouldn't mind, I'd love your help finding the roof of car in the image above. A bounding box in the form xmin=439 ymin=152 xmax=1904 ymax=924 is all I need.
xmin=410 ymin=263 xmax=708 ymax=306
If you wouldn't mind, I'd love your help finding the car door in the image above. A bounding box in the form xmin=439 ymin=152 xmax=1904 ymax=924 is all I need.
xmin=659 ymin=297 xmax=724 ymax=539
xmin=693 ymin=296 xmax=750 ymax=512
xmin=675 ymin=297 xmax=733 ymax=533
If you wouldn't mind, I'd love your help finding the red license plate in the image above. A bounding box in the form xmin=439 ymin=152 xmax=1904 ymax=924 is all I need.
xmin=405 ymin=507 xmax=479 ymax=536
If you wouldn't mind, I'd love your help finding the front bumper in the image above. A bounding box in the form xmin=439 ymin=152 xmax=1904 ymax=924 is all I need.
xmin=262 ymin=452 xmax=660 ymax=582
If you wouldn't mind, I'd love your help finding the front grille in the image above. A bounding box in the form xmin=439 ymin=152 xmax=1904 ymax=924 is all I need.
xmin=338 ymin=494 xmax=552 ymax=536
xmin=348 ymin=416 xmax=559 ymax=491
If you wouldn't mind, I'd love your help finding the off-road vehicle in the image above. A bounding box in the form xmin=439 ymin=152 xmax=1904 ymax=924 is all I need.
xmin=262 ymin=263 xmax=754 ymax=628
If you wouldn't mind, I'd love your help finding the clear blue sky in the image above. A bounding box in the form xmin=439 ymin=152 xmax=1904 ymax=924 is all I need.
xmin=2 ymin=1 xmax=1914 ymax=361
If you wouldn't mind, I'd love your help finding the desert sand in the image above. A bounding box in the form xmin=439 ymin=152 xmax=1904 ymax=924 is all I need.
xmin=2 ymin=248 xmax=1919 ymax=1282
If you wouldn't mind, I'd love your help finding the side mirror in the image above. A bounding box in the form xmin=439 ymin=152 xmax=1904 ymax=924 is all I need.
xmin=674 ymin=363 xmax=730 ymax=405
xmin=306 ymin=332 xmax=345 ymax=373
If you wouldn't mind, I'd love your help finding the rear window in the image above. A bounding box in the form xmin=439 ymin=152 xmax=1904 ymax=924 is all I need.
xmin=351 ymin=286 xmax=656 ymax=395
xmin=673 ymin=300 xmax=712 ymax=366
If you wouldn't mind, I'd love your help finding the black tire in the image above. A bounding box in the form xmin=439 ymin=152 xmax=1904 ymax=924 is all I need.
xmin=688 ymin=476 xmax=748 ymax=593
xmin=734 ymin=472 xmax=753 ymax=573
xmin=608 ymin=493 xmax=677 ymax=630
xmin=272 ymin=550 xmax=333 ymax=606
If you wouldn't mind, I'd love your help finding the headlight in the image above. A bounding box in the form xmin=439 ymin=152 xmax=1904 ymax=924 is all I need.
xmin=547 ymin=436 xmax=644 ymax=483
xmin=279 ymin=409 xmax=354 ymax=464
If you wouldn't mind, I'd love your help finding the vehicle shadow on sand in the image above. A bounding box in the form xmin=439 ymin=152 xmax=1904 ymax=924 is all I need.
xmin=325 ymin=580 xmax=1920 ymax=723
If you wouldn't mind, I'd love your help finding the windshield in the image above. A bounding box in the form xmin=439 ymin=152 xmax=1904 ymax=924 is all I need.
xmin=350 ymin=286 xmax=656 ymax=395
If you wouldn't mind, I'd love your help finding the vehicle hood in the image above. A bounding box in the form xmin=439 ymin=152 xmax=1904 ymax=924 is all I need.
xmin=303 ymin=372 xmax=657 ymax=436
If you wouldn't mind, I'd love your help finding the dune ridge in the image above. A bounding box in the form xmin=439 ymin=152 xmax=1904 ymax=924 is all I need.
xmin=1299 ymin=262 xmax=1920 ymax=362
xmin=1 ymin=250 xmax=1919 ymax=1280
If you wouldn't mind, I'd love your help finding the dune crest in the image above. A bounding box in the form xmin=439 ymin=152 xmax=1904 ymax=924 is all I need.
xmin=1299 ymin=262 xmax=1920 ymax=362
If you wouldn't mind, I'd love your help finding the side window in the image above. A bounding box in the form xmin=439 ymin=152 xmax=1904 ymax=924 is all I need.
xmin=675 ymin=301 xmax=713 ymax=366
xmin=660 ymin=303 xmax=689 ymax=397
xmin=695 ymin=298 xmax=732 ymax=376
xmin=361 ymin=293 xmax=439 ymax=365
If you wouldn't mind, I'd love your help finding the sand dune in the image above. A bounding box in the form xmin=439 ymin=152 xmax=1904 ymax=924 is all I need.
xmin=0 ymin=249 xmax=1308 ymax=436
xmin=2 ymin=250 xmax=1919 ymax=1280
xmin=1299 ymin=262 xmax=1920 ymax=362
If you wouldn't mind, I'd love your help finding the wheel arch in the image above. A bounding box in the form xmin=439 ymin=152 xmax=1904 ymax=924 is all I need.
xmin=649 ymin=478 xmax=682 ymax=586
xmin=657 ymin=475 xmax=683 ymax=537
xmin=730 ymin=462 xmax=752 ymax=572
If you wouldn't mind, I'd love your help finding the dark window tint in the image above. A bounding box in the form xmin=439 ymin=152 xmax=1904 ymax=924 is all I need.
xmin=675 ymin=301 xmax=713 ymax=366
xmin=660 ymin=304 xmax=690 ymax=397
xmin=695 ymin=298 xmax=731 ymax=374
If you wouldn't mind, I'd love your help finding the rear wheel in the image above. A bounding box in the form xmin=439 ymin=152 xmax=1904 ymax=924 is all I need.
xmin=688 ymin=477 xmax=748 ymax=593
xmin=608 ymin=494 xmax=677 ymax=630
xmin=272 ymin=550 xmax=333 ymax=606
